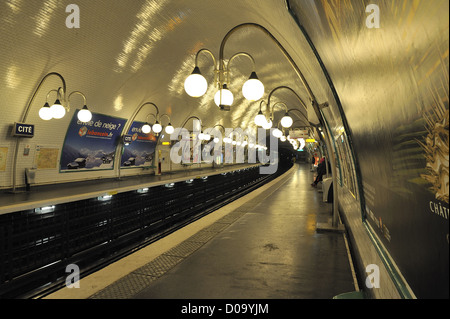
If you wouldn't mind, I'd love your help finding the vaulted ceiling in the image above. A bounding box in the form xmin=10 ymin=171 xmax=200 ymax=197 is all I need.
xmin=2 ymin=0 xmax=324 ymax=141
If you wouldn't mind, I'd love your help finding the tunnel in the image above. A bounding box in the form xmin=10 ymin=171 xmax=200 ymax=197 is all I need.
xmin=0 ymin=0 xmax=448 ymax=306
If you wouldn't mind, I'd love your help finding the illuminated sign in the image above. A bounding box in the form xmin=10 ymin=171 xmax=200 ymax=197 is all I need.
xmin=12 ymin=122 xmax=34 ymax=138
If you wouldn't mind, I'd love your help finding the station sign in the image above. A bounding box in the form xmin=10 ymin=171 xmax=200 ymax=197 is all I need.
xmin=12 ymin=122 xmax=34 ymax=138
xmin=123 ymin=134 xmax=133 ymax=144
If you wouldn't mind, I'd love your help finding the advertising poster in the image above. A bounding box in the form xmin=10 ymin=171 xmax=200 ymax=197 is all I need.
xmin=120 ymin=121 xmax=158 ymax=168
xmin=60 ymin=110 xmax=126 ymax=172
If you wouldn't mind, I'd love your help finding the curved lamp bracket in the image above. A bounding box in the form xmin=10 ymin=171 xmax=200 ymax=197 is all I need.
xmin=270 ymin=101 xmax=289 ymax=120
xmin=116 ymin=101 xmax=161 ymax=179
xmin=159 ymin=113 xmax=172 ymax=124
xmin=12 ymin=72 xmax=67 ymax=192
xmin=195 ymin=48 xmax=219 ymax=86
xmin=225 ymin=52 xmax=256 ymax=84
xmin=219 ymin=23 xmax=316 ymax=104
xmin=267 ymin=86 xmax=308 ymax=113
xmin=67 ymin=91 xmax=87 ymax=112
xmin=181 ymin=115 xmax=202 ymax=131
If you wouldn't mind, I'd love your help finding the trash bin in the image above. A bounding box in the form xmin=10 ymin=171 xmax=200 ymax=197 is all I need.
xmin=322 ymin=177 xmax=333 ymax=202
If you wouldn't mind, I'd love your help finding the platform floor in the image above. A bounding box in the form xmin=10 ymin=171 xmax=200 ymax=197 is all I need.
xmin=45 ymin=163 xmax=358 ymax=299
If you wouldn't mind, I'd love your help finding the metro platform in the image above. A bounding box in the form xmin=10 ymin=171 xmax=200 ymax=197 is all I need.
xmin=43 ymin=163 xmax=359 ymax=300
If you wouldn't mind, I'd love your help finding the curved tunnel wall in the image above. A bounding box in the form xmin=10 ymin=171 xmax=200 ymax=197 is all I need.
xmin=288 ymin=0 xmax=449 ymax=298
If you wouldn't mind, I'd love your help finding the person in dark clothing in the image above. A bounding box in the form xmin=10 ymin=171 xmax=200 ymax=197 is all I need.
xmin=311 ymin=157 xmax=326 ymax=187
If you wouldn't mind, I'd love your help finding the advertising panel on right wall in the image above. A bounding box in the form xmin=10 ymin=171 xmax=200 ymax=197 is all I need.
xmin=289 ymin=0 xmax=449 ymax=298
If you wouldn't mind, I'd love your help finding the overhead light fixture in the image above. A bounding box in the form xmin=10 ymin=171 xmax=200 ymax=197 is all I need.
xmin=263 ymin=86 xmax=308 ymax=133
xmin=184 ymin=66 xmax=208 ymax=97
xmin=185 ymin=48 xmax=263 ymax=110
xmin=262 ymin=118 xmax=272 ymax=130
xmin=77 ymin=105 xmax=92 ymax=122
xmin=280 ymin=112 xmax=293 ymax=128
xmin=165 ymin=123 xmax=174 ymax=134
xmin=254 ymin=110 xmax=266 ymax=127
xmin=242 ymin=71 xmax=264 ymax=101
xmin=273 ymin=128 xmax=283 ymax=138
xmin=140 ymin=107 xmax=169 ymax=136
xmin=214 ymin=84 xmax=234 ymax=108
xmin=69 ymin=91 xmax=92 ymax=123
xmin=39 ymin=102 xmax=53 ymax=121
xmin=12 ymin=72 xmax=70 ymax=192
xmin=141 ymin=123 xmax=151 ymax=134
xmin=50 ymin=98 xmax=66 ymax=119
xmin=152 ymin=121 xmax=162 ymax=134
xmin=117 ymin=102 xmax=163 ymax=180
xmin=157 ymin=114 xmax=174 ymax=135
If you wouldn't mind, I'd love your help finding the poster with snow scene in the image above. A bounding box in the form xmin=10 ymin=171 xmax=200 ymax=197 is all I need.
xmin=120 ymin=121 xmax=158 ymax=168
xmin=60 ymin=110 xmax=126 ymax=172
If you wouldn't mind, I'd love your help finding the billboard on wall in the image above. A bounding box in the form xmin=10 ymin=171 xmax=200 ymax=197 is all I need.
xmin=60 ymin=111 xmax=126 ymax=172
xmin=120 ymin=121 xmax=158 ymax=168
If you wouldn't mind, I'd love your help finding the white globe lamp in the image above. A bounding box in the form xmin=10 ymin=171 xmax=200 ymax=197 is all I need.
xmin=165 ymin=124 xmax=174 ymax=134
xmin=39 ymin=103 xmax=53 ymax=121
xmin=77 ymin=105 xmax=92 ymax=122
xmin=273 ymin=128 xmax=283 ymax=138
xmin=254 ymin=110 xmax=266 ymax=127
xmin=262 ymin=118 xmax=273 ymax=130
xmin=141 ymin=123 xmax=151 ymax=134
xmin=242 ymin=72 xmax=264 ymax=101
xmin=280 ymin=113 xmax=293 ymax=128
xmin=214 ymin=84 xmax=233 ymax=107
xmin=50 ymin=99 xmax=66 ymax=119
xmin=152 ymin=121 xmax=162 ymax=134
xmin=184 ymin=67 xmax=207 ymax=97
